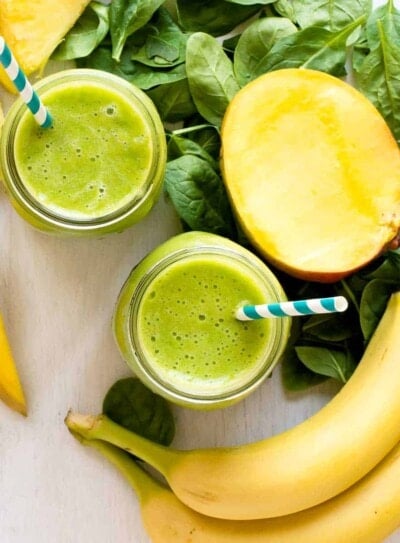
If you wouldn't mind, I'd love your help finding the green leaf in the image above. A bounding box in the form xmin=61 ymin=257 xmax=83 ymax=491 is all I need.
xmin=167 ymin=135 xmax=219 ymax=168
xmin=249 ymin=17 xmax=365 ymax=78
xmin=302 ymin=313 xmax=355 ymax=342
xmin=188 ymin=126 xmax=221 ymax=160
xmin=354 ymin=1 xmax=400 ymax=143
xmin=164 ymin=155 xmax=236 ymax=237
xmin=176 ymin=0 xmax=261 ymax=36
xmin=281 ymin=347 xmax=329 ymax=391
xmin=110 ymin=0 xmax=165 ymax=61
xmin=275 ymin=0 xmax=370 ymax=30
xmin=130 ymin=7 xmax=188 ymax=68
xmin=365 ymin=251 xmax=400 ymax=282
xmin=186 ymin=32 xmax=240 ymax=127
xmin=234 ymin=17 xmax=297 ymax=86
xmin=147 ymin=79 xmax=196 ymax=122
xmin=78 ymin=46 xmax=187 ymax=89
xmin=103 ymin=377 xmax=175 ymax=446
xmin=359 ymin=279 xmax=394 ymax=341
xmin=52 ymin=2 xmax=109 ymax=60
xmin=225 ymin=0 xmax=274 ymax=4
xmin=295 ymin=345 xmax=356 ymax=383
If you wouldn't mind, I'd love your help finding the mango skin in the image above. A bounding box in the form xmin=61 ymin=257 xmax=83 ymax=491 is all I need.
xmin=221 ymin=69 xmax=400 ymax=283
xmin=0 ymin=0 xmax=91 ymax=93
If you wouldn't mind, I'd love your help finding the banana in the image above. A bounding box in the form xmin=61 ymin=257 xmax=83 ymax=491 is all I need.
xmin=73 ymin=436 xmax=400 ymax=543
xmin=66 ymin=291 xmax=400 ymax=520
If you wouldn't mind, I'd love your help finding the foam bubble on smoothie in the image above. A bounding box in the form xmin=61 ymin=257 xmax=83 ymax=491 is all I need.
xmin=137 ymin=255 xmax=273 ymax=396
xmin=14 ymin=82 xmax=154 ymax=221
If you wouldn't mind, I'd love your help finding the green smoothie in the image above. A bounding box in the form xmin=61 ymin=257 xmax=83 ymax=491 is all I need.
xmin=113 ymin=232 xmax=291 ymax=409
xmin=137 ymin=253 xmax=271 ymax=396
xmin=1 ymin=69 xmax=166 ymax=235
xmin=15 ymin=81 xmax=152 ymax=220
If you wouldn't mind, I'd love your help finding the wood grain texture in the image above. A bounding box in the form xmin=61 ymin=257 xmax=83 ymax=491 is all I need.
xmin=0 ymin=62 xmax=398 ymax=543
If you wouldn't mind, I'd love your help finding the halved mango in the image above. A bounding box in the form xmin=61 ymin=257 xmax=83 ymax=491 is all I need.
xmin=221 ymin=69 xmax=400 ymax=282
xmin=0 ymin=0 xmax=91 ymax=93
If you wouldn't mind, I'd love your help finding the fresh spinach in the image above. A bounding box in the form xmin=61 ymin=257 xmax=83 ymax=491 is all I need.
xmin=281 ymin=348 xmax=329 ymax=391
xmin=167 ymin=134 xmax=219 ymax=169
xmin=225 ymin=0 xmax=274 ymax=4
xmin=275 ymin=0 xmax=370 ymax=31
xmin=103 ymin=377 xmax=175 ymax=446
xmin=360 ymin=279 xmax=397 ymax=341
xmin=110 ymin=0 xmax=165 ymax=61
xmin=234 ymin=17 xmax=297 ymax=86
xmin=78 ymin=45 xmax=187 ymax=89
xmin=130 ymin=7 xmax=188 ymax=68
xmin=302 ymin=313 xmax=355 ymax=342
xmin=164 ymin=155 xmax=237 ymax=238
xmin=186 ymin=32 xmax=240 ymax=127
xmin=147 ymin=79 xmax=196 ymax=122
xmin=250 ymin=17 xmax=366 ymax=78
xmin=295 ymin=345 xmax=356 ymax=383
xmin=354 ymin=1 xmax=400 ymax=143
xmin=176 ymin=0 xmax=261 ymax=36
xmin=52 ymin=2 xmax=109 ymax=60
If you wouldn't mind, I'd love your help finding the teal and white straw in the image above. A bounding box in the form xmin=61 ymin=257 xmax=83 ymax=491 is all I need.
xmin=236 ymin=296 xmax=348 ymax=321
xmin=0 ymin=36 xmax=52 ymax=128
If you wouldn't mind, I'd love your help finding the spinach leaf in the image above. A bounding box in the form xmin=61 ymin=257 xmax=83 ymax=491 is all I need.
xmin=147 ymin=79 xmax=197 ymax=122
xmin=302 ymin=313 xmax=355 ymax=342
xmin=234 ymin=17 xmax=297 ymax=86
xmin=167 ymin=135 xmax=219 ymax=169
xmin=249 ymin=17 xmax=365 ymax=78
xmin=186 ymin=32 xmax=240 ymax=127
xmin=187 ymin=127 xmax=221 ymax=160
xmin=110 ymin=0 xmax=165 ymax=61
xmin=295 ymin=345 xmax=356 ymax=383
xmin=354 ymin=1 xmax=400 ymax=143
xmin=365 ymin=250 xmax=400 ymax=282
xmin=79 ymin=46 xmax=187 ymax=89
xmin=176 ymin=0 xmax=261 ymax=36
xmin=275 ymin=0 xmax=370 ymax=31
xmin=225 ymin=0 xmax=274 ymax=4
xmin=103 ymin=377 xmax=175 ymax=446
xmin=164 ymin=155 xmax=236 ymax=237
xmin=281 ymin=348 xmax=329 ymax=391
xmin=130 ymin=7 xmax=188 ymax=68
xmin=52 ymin=2 xmax=109 ymax=60
xmin=359 ymin=279 xmax=395 ymax=341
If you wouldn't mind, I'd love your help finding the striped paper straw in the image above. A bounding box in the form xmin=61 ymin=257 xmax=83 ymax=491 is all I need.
xmin=236 ymin=296 xmax=348 ymax=321
xmin=0 ymin=36 xmax=52 ymax=128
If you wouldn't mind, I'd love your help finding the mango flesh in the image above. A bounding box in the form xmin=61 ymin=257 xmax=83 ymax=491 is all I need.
xmin=221 ymin=69 xmax=400 ymax=282
xmin=0 ymin=0 xmax=91 ymax=93
xmin=0 ymin=313 xmax=27 ymax=416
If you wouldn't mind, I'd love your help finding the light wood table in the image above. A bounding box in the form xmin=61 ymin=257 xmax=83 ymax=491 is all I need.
xmin=0 ymin=61 xmax=398 ymax=543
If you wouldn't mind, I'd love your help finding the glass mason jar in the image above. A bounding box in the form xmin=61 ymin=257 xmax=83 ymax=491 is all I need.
xmin=0 ymin=69 xmax=167 ymax=236
xmin=113 ymin=231 xmax=292 ymax=409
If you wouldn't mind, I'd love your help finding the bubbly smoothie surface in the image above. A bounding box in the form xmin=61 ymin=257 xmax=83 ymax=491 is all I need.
xmin=137 ymin=254 xmax=272 ymax=396
xmin=14 ymin=81 xmax=153 ymax=220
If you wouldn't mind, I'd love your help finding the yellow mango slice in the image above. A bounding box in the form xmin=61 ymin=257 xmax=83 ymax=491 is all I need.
xmin=221 ymin=69 xmax=400 ymax=282
xmin=0 ymin=313 xmax=27 ymax=416
xmin=0 ymin=0 xmax=91 ymax=93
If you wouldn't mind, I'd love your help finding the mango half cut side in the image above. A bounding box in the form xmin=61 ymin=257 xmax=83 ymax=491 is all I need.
xmin=221 ymin=69 xmax=400 ymax=282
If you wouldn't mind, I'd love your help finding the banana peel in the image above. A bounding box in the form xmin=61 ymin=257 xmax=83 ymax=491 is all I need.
xmin=0 ymin=312 xmax=27 ymax=416
xmin=0 ymin=0 xmax=91 ymax=93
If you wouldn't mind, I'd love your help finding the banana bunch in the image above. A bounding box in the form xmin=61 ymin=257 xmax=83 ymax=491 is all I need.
xmin=72 ymin=434 xmax=400 ymax=543
xmin=67 ymin=291 xmax=400 ymax=540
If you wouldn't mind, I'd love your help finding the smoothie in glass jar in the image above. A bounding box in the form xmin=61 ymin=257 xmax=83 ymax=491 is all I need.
xmin=0 ymin=69 xmax=166 ymax=236
xmin=113 ymin=232 xmax=291 ymax=409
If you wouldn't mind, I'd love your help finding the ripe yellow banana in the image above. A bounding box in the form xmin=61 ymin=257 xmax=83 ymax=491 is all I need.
xmin=66 ymin=291 xmax=400 ymax=520
xmin=74 ymin=436 xmax=400 ymax=543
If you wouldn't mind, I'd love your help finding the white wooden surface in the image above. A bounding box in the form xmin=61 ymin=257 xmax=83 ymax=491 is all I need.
xmin=0 ymin=62 xmax=399 ymax=543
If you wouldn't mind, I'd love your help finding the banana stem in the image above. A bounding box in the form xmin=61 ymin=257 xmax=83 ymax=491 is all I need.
xmin=65 ymin=412 xmax=180 ymax=477
xmin=83 ymin=438 xmax=165 ymax=503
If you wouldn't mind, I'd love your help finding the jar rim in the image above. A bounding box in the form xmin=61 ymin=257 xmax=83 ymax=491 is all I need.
xmin=0 ymin=68 xmax=166 ymax=232
xmin=127 ymin=243 xmax=290 ymax=405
